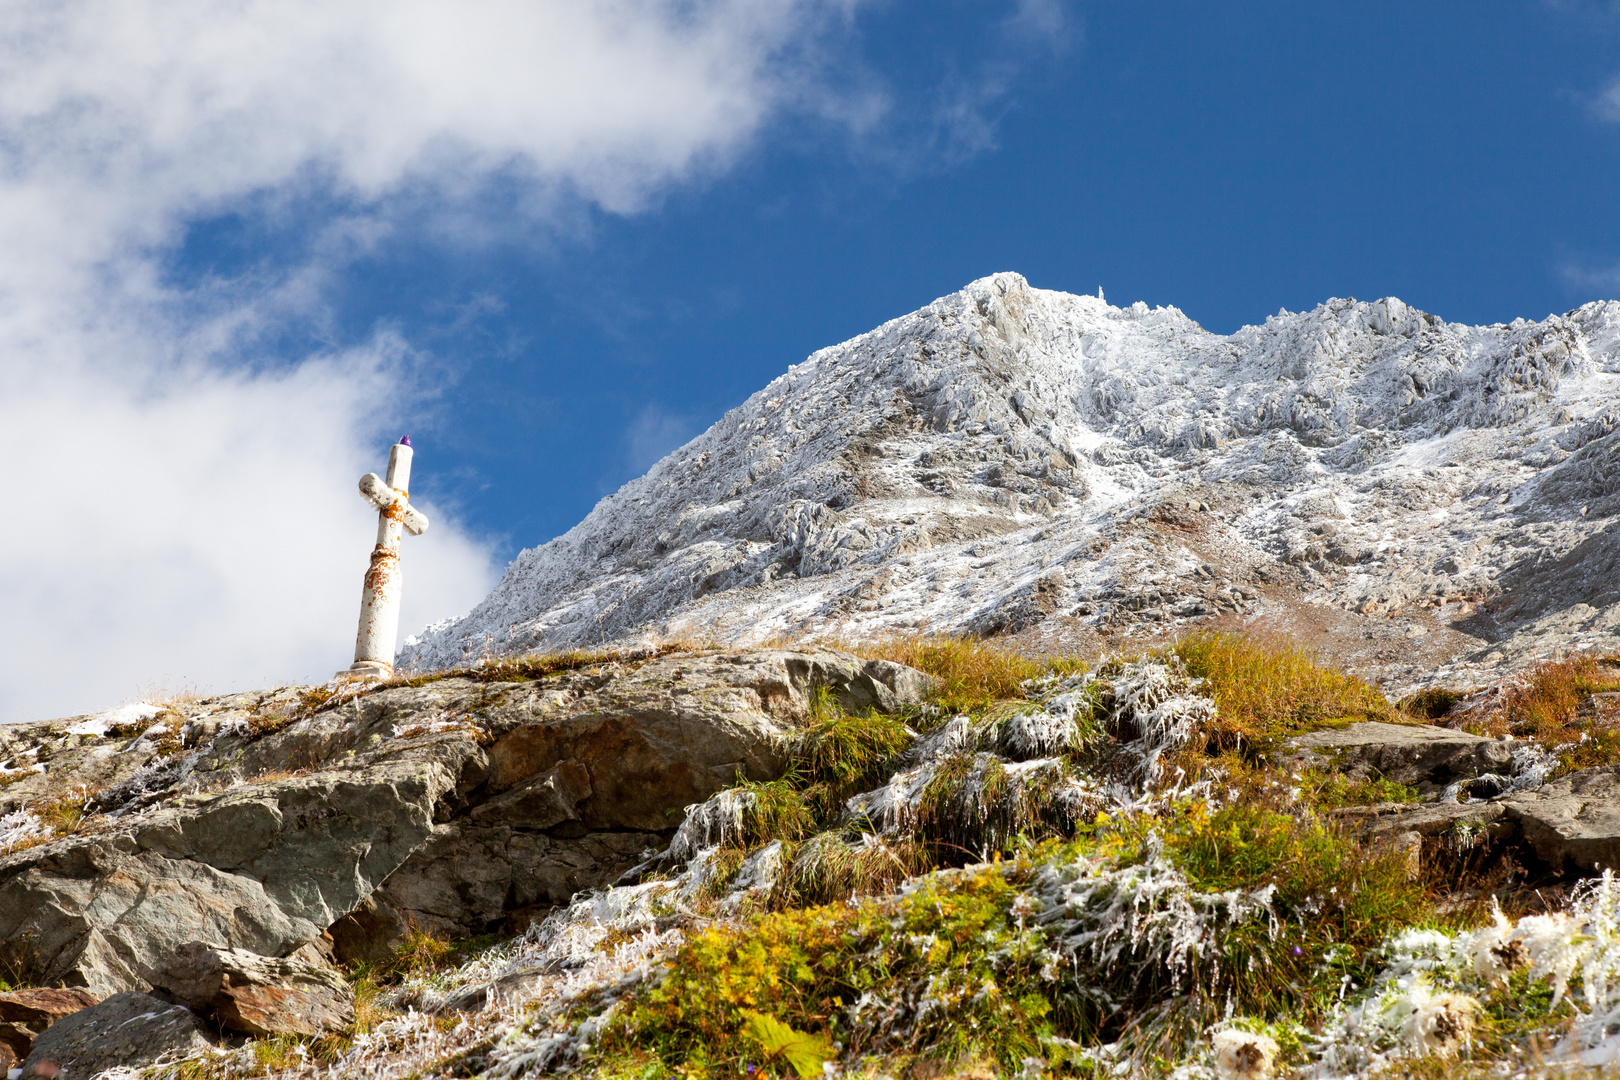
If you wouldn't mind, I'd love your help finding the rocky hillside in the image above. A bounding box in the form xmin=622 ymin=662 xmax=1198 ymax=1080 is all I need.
xmin=5 ymin=638 xmax=1620 ymax=1078
xmin=403 ymin=273 xmax=1620 ymax=698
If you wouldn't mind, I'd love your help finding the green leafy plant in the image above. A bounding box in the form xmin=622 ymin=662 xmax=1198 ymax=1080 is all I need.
xmin=743 ymin=1011 xmax=834 ymax=1078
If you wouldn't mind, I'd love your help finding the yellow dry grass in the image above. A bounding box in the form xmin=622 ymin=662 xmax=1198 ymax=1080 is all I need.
xmin=1169 ymin=631 xmax=1397 ymax=751
xmin=844 ymin=633 xmax=1072 ymax=713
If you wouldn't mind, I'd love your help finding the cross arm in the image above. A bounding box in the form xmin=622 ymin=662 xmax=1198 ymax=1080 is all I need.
xmin=358 ymin=472 xmax=431 ymax=536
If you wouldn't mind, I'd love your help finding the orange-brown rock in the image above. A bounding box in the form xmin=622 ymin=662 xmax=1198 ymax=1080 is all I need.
xmin=148 ymin=941 xmax=353 ymax=1038
xmin=0 ymin=989 xmax=97 ymax=1064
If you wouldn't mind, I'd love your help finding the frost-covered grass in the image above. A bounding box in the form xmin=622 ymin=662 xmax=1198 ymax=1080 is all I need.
xmin=0 ymin=807 xmax=50 ymax=855
xmin=588 ymin=821 xmax=1425 ymax=1080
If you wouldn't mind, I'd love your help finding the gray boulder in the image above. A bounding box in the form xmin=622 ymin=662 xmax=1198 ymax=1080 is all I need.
xmin=1290 ymin=721 xmax=1512 ymax=789
xmin=0 ymin=752 xmax=466 ymax=997
xmin=19 ymin=992 xmax=214 ymax=1077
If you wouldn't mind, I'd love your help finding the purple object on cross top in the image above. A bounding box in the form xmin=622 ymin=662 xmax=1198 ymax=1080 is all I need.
xmin=399 ymin=435 xmax=412 ymax=447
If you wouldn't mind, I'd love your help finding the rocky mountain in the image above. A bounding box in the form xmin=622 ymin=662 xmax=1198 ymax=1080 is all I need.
xmin=403 ymin=273 xmax=1620 ymax=696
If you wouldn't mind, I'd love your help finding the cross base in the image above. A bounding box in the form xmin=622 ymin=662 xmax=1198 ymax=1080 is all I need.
xmin=337 ymin=661 xmax=393 ymax=682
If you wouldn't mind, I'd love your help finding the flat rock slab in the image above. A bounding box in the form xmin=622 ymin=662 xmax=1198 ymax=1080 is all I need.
xmin=20 ymin=992 xmax=214 ymax=1077
xmin=1335 ymin=766 xmax=1620 ymax=878
xmin=149 ymin=941 xmax=353 ymax=1037
xmin=1334 ymin=799 xmax=1507 ymax=841
xmin=1502 ymin=765 xmax=1620 ymax=874
xmin=1291 ymin=721 xmax=1512 ymax=787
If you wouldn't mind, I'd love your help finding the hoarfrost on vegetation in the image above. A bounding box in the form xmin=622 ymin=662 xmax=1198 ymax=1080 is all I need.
xmin=667 ymin=786 xmax=753 ymax=862
xmin=0 ymin=807 xmax=49 ymax=853
xmin=1440 ymin=739 xmax=1558 ymax=804
xmin=1309 ymin=871 xmax=1620 ymax=1074
xmin=1031 ymin=836 xmax=1277 ymax=1007
xmin=842 ymin=658 xmax=1214 ymax=837
xmin=1099 ymin=657 xmax=1215 ymax=783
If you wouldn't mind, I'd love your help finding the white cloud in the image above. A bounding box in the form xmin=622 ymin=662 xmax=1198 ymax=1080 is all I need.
xmin=1598 ymin=77 xmax=1620 ymax=122
xmin=1560 ymin=259 xmax=1620 ymax=292
xmin=0 ymin=0 xmax=876 ymax=721
xmin=625 ymin=403 xmax=701 ymax=474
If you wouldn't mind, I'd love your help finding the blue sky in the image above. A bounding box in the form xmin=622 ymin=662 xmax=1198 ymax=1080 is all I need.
xmin=3 ymin=0 xmax=1620 ymax=718
xmin=172 ymin=1 xmax=1620 ymax=551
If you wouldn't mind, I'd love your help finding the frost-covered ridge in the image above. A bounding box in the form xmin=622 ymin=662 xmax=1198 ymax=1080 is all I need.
xmin=403 ymin=274 xmax=1620 ymax=691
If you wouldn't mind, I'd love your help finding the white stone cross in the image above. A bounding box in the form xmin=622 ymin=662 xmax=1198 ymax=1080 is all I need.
xmin=343 ymin=436 xmax=430 ymax=679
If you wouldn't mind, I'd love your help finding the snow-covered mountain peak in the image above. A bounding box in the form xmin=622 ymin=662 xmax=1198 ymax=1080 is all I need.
xmin=403 ymin=274 xmax=1620 ymax=695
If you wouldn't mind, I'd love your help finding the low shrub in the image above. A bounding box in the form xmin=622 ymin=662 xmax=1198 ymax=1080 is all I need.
xmin=1454 ymin=655 xmax=1620 ymax=775
xmin=595 ymin=863 xmax=1054 ymax=1079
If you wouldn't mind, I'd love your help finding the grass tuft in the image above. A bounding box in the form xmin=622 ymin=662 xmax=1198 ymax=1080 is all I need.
xmin=374 ymin=926 xmax=453 ymax=983
xmin=1457 ymin=655 xmax=1620 ymax=774
xmin=848 ymin=634 xmax=1072 ymax=714
xmin=1170 ymin=631 xmax=1395 ymax=752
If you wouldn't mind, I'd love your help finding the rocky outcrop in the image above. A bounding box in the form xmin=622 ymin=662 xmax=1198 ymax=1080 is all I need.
xmin=149 ymin=941 xmax=354 ymax=1037
xmin=1499 ymin=766 xmax=1620 ymax=875
xmin=0 ymin=748 xmax=466 ymax=996
xmin=19 ymin=992 xmax=214 ymax=1077
xmin=0 ymin=648 xmax=930 ymax=989
xmin=336 ymin=648 xmax=929 ymax=944
xmin=1333 ymin=763 xmax=1620 ymax=879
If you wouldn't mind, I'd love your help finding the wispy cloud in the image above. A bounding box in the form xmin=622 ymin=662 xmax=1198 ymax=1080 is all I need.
xmin=1560 ymin=258 xmax=1620 ymax=293
xmin=625 ymin=404 xmax=702 ymax=474
xmin=0 ymin=0 xmax=883 ymax=721
xmin=856 ymin=0 xmax=1080 ymax=172
xmin=1597 ymin=77 xmax=1620 ymax=122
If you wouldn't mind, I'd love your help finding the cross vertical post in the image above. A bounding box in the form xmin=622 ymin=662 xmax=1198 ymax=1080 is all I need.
xmin=344 ymin=436 xmax=429 ymax=680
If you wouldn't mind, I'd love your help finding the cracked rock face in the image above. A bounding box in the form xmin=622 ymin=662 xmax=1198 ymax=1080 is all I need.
xmin=400 ymin=273 xmax=1620 ymax=698
xmin=149 ymin=941 xmax=355 ymax=1038
xmin=0 ymin=648 xmax=929 ymax=989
